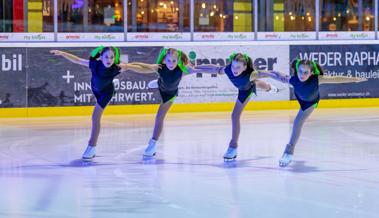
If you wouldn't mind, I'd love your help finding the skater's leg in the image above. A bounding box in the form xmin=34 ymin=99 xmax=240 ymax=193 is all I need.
xmin=144 ymin=100 xmax=173 ymax=157
xmin=229 ymin=96 xmax=251 ymax=148
xmin=88 ymin=103 xmax=104 ymax=146
xmin=83 ymin=103 xmax=104 ymax=160
xmin=224 ymin=94 xmax=251 ymax=160
xmin=152 ymin=101 xmax=173 ymax=141
xmin=279 ymin=106 xmax=314 ymax=167
xmin=285 ymin=106 xmax=314 ymax=154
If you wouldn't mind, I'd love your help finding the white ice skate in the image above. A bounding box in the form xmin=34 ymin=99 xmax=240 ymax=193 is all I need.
xmin=143 ymin=139 xmax=157 ymax=158
xmin=223 ymin=146 xmax=237 ymax=161
xmin=279 ymin=153 xmax=293 ymax=167
xmin=82 ymin=145 xmax=96 ymax=161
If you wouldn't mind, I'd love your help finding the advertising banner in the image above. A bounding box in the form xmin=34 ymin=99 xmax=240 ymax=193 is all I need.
xmin=0 ymin=48 xmax=27 ymax=108
xmin=26 ymin=47 xmax=161 ymax=107
xmin=175 ymin=45 xmax=290 ymax=103
xmin=290 ymin=44 xmax=379 ymax=99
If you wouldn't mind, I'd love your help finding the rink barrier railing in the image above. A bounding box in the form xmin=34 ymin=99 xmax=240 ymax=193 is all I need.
xmin=2 ymin=40 xmax=379 ymax=47
xmin=1 ymin=98 xmax=379 ymax=118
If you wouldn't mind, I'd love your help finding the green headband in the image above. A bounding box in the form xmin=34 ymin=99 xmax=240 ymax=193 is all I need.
xmin=156 ymin=48 xmax=168 ymax=64
xmin=91 ymin=45 xmax=120 ymax=64
xmin=311 ymin=60 xmax=320 ymax=75
xmin=229 ymin=52 xmax=249 ymax=63
xmin=295 ymin=59 xmax=320 ymax=75
xmin=113 ymin=46 xmax=120 ymax=64
xmin=91 ymin=45 xmax=104 ymax=58
xmin=156 ymin=48 xmax=189 ymax=74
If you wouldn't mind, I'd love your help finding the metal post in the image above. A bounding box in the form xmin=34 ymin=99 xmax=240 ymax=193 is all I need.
xmin=270 ymin=0 xmax=274 ymax=31
xmin=24 ymin=0 xmax=28 ymax=32
xmin=190 ymin=0 xmax=194 ymax=41
xmin=375 ymin=0 xmax=378 ymax=39
xmin=83 ymin=0 xmax=88 ymax=32
xmin=358 ymin=0 xmax=363 ymax=31
xmin=131 ymin=0 xmax=136 ymax=32
xmin=124 ymin=0 xmax=127 ymax=41
xmin=54 ymin=0 xmax=58 ymax=41
xmin=254 ymin=0 xmax=258 ymax=40
xmin=179 ymin=0 xmax=184 ymax=31
xmin=316 ymin=0 xmax=320 ymax=40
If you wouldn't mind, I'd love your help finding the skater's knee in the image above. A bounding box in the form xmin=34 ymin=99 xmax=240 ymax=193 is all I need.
xmin=155 ymin=116 xmax=165 ymax=126
xmin=92 ymin=114 xmax=101 ymax=123
xmin=294 ymin=115 xmax=307 ymax=126
xmin=231 ymin=111 xmax=241 ymax=121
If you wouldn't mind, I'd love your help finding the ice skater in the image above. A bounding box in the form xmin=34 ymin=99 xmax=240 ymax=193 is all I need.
xmin=126 ymin=48 xmax=215 ymax=159
xmin=193 ymin=52 xmax=281 ymax=161
xmin=50 ymin=46 xmax=158 ymax=161
xmin=262 ymin=59 xmax=367 ymax=167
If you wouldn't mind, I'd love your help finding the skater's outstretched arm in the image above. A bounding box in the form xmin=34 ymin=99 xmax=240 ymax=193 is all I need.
xmin=119 ymin=63 xmax=160 ymax=74
xmin=260 ymin=71 xmax=290 ymax=83
xmin=50 ymin=50 xmax=89 ymax=67
xmin=193 ymin=65 xmax=226 ymax=75
xmin=249 ymin=70 xmax=285 ymax=81
xmin=319 ymin=75 xmax=367 ymax=84
xmin=184 ymin=65 xmax=223 ymax=75
xmin=127 ymin=62 xmax=161 ymax=72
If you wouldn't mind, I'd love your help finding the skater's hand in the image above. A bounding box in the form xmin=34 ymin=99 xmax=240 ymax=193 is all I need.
xmin=280 ymin=76 xmax=289 ymax=83
xmin=271 ymin=71 xmax=289 ymax=83
xmin=50 ymin=50 xmax=63 ymax=56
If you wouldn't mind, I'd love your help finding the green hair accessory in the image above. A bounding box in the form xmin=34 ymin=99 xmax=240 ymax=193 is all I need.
xmin=91 ymin=45 xmax=104 ymax=58
xmin=113 ymin=47 xmax=120 ymax=64
xmin=229 ymin=52 xmax=249 ymax=63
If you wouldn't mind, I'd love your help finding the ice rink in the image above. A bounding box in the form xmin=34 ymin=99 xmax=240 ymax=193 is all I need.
xmin=0 ymin=107 xmax=378 ymax=218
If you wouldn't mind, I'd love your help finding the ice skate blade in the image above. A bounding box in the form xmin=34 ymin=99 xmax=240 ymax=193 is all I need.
xmin=279 ymin=161 xmax=291 ymax=168
xmin=223 ymin=156 xmax=237 ymax=162
xmin=82 ymin=155 xmax=95 ymax=162
xmin=142 ymin=153 xmax=156 ymax=162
